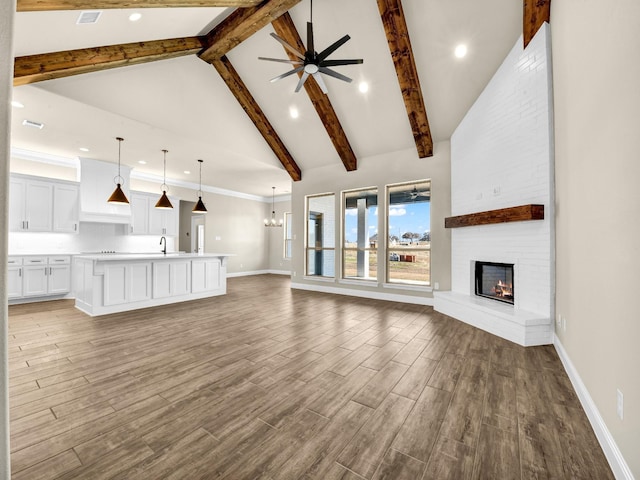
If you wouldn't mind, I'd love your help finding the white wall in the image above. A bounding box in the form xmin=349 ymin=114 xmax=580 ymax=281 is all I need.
xmin=291 ymin=141 xmax=451 ymax=301
xmin=450 ymin=26 xmax=554 ymax=317
xmin=552 ymin=1 xmax=640 ymax=477
xmin=1 ymin=0 xmax=15 ymax=475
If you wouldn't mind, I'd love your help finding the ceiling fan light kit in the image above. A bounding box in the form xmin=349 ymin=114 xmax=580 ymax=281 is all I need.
xmin=259 ymin=0 xmax=363 ymax=94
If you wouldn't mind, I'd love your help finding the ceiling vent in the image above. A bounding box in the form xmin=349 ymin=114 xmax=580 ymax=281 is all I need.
xmin=76 ymin=11 xmax=102 ymax=25
xmin=22 ymin=119 xmax=44 ymax=129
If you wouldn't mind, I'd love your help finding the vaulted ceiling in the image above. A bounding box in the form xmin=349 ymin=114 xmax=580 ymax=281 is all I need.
xmin=9 ymin=0 xmax=548 ymax=197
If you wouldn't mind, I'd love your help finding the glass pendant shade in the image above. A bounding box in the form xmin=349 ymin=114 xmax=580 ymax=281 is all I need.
xmin=193 ymin=196 xmax=208 ymax=213
xmin=108 ymin=183 xmax=129 ymax=204
xmin=155 ymin=191 xmax=173 ymax=209
xmin=155 ymin=149 xmax=173 ymax=209
xmin=108 ymin=137 xmax=129 ymax=204
xmin=192 ymin=159 xmax=207 ymax=213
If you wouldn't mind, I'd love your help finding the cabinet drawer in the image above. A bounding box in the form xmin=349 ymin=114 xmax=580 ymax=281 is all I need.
xmin=48 ymin=255 xmax=71 ymax=265
xmin=8 ymin=257 xmax=23 ymax=265
xmin=24 ymin=256 xmax=48 ymax=265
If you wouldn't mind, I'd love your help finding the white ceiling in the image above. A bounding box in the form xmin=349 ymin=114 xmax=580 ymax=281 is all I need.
xmin=10 ymin=0 xmax=521 ymax=198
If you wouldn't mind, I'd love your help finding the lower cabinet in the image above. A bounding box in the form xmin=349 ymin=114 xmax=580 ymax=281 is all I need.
xmin=9 ymin=256 xmax=71 ymax=301
xmin=104 ymin=262 xmax=152 ymax=306
xmin=152 ymin=260 xmax=191 ymax=299
xmin=191 ymin=258 xmax=221 ymax=293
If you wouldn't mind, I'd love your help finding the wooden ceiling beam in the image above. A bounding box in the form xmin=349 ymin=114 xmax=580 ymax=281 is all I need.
xmin=211 ymin=55 xmax=302 ymax=181
xmin=17 ymin=0 xmax=261 ymax=12
xmin=523 ymin=0 xmax=551 ymax=48
xmin=272 ymin=13 xmax=357 ymax=172
xmin=376 ymin=0 xmax=433 ymax=158
xmin=199 ymin=0 xmax=301 ymax=62
xmin=14 ymin=36 xmax=205 ymax=86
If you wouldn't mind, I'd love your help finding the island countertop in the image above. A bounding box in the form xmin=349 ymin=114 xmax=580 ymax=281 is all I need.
xmin=74 ymin=252 xmax=234 ymax=262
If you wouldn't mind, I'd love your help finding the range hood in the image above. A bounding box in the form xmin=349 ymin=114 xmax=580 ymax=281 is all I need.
xmin=79 ymin=158 xmax=132 ymax=224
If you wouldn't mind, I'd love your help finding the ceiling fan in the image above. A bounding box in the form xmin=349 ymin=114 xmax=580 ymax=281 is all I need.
xmin=408 ymin=186 xmax=430 ymax=200
xmin=258 ymin=0 xmax=363 ymax=94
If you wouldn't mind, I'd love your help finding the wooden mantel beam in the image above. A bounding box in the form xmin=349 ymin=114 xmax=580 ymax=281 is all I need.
xmin=523 ymin=0 xmax=551 ymax=48
xmin=199 ymin=0 xmax=301 ymax=62
xmin=211 ymin=55 xmax=302 ymax=181
xmin=272 ymin=13 xmax=357 ymax=172
xmin=376 ymin=0 xmax=433 ymax=158
xmin=14 ymin=36 xmax=205 ymax=86
xmin=17 ymin=0 xmax=261 ymax=12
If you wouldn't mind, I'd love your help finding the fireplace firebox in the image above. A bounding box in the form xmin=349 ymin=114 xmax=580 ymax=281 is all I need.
xmin=475 ymin=261 xmax=514 ymax=305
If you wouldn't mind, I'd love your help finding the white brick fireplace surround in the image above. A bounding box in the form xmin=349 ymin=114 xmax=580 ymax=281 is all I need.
xmin=434 ymin=25 xmax=554 ymax=347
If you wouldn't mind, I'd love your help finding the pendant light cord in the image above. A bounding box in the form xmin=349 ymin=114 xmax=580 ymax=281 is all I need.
xmin=310 ymin=0 xmax=313 ymax=24
xmin=162 ymin=149 xmax=168 ymax=191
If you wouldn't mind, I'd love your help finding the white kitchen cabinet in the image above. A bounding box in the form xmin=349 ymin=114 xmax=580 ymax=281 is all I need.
xmin=10 ymin=175 xmax=80 ymax=233
xmin=191 ymin=258 xmax=220 ymax=293
xmin=153 ymin=260 xmax=191 ymax=299
xmin=130 ymin=193 xmax=150 ymax=235
xmin=104 ymin=262 xmax=152 ymax=306
xmin=53 ymin=183 xmax=80 ymax=233
xmin=10 ymin=177 xmax=53 ymax=232
xmin=7 ymin=258 xmax=23 ymax=299
xmin=14 ymin=256 xmax=72 ymax=299
xmin=130 ymin=192 xmax=178 ymax=236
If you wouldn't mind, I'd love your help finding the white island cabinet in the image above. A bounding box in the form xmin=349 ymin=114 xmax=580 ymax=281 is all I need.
xmin=74 ymin=253 xmax=233 ymax=316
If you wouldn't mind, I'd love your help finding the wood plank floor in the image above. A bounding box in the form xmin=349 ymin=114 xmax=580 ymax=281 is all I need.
xmin=7 ymin=275 xmax=613 ymax=479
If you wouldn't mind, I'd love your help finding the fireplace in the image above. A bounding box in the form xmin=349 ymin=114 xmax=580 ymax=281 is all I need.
xmin=475 ymin=261 xmax=514 ymax=305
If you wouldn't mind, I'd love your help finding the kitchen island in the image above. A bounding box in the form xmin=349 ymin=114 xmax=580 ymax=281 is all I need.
xmin=74 ymin=253 xmax=233 ymax=316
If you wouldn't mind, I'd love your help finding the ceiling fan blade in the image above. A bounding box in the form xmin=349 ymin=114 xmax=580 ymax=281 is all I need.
xmin=258 ymin=57 xmax=304 ymax=65
xmin=312 ymin=72 xmax=328 ymax=94
xmin=295 ymin=72 xmax=310 ymax=92
xmin=307 ymin=22 xmax=315 ymax=56
xmin=319 ymin=66 xmax=353 ymax=83
xmin=270 ymin=32 xmax=305 ymax=60
xmin=320 ymin=58 xmax=364 ymax=67
xmin=317 ymin=34 xmax=351 ymax=62
xmin=270 ymin=66 xmax=305 ymax=83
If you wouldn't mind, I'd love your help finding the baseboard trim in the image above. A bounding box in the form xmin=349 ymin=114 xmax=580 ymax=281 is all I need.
xmin=554 ymin=335 xmax=634 ymax=480
xmin=290 ymin=282 xmax=433 ymax=306
xmin=228 ymin=270 xmax=291 ymax=278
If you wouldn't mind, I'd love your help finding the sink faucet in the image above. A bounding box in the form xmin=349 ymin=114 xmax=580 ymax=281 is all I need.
xmin=160 ymin=236 xmax=167 ymax=255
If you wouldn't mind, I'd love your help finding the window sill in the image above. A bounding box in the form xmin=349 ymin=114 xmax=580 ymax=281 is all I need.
xmin=303 ymin=275 xmax=335 ymax=283
xmin=339 ymin=278 xmax=378 ymax=287
xmin=383 ymin=282 xmax=432 ymax=293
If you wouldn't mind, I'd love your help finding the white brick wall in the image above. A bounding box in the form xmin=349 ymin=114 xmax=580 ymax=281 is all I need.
xmin=449 ymin=25 xmax=554 ymax=318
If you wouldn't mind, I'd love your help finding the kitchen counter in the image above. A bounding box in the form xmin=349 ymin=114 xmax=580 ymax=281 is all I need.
xmin=74 ymin=252 xmax=234 ymax=316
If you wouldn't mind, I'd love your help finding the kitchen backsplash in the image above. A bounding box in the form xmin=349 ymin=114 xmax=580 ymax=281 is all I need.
xmin=8 ymin=222 xmax=177 ymax=254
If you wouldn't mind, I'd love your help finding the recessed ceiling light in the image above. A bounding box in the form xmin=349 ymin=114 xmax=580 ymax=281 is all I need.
xmin=138 ymin=160 xmax=147 ymax=165
xmin=358 ymin=82 xmax=369 ymax=93
xmin=79 ymin=147 xmax=89 ymax=152
xmin=129 ymin=12 xmax=142 ymax=22
xmin=454 ymin=44 xmax=468 ymax=58
xmin=22 ymin=119 xmax=44 ymax=129
xmin=184 ymin=170 xmax=191 ymax=174
xmin=289 ymin=106 xmax=299 ymax=119
xmin=11 ymin=100 xmax=24 ymax=108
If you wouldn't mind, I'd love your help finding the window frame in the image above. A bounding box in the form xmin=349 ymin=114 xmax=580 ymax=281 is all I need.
xmin=385 ymin=180 xmax=431 ymax=287
xmin=304 ymin=193 xmax=336 ymax=278
xmin=283 ymin=211 xmax=292 ymax=259
xmin=341 ymin=186 xmax=378 ymax=282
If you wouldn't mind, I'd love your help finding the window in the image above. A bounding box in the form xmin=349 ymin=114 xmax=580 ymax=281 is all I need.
xmin=306 ymin=194 xmax=335 ymax=278
xmin=283 ymin=212 xmax=292 ymax=259
xmin=343 ymin=188 xmax=378 ymax=281
xmin=386 ymin=180 xmax=431 ymax=286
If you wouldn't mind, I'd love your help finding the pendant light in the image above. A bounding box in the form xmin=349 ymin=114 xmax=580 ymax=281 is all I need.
xmin=264 ymin=186 xmax=283 ymax=227
xmin=107 ymin=137 xmax=129 ymax=204
xmin=155 ymin=149 xmax=173 ymax=209
xmin=192 ymin=159 xmax=207 ymax=213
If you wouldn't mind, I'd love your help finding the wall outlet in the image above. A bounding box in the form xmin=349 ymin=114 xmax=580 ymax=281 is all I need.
xmin=293 ymin=271 xmax=296 ymax=277
xmin=561 ymin=316 xmax=566 ymax=332
xmin=215 ymin=236 xmax=221 ymax=241
xmin=493 ymin=186 xmax=501 ymax=196
xmin=557 ymin=314 xmax=562 ymax=328
xmin=240 ymin=263 xmax=243 ymax=268
xmin=617 ymin=389 xmax=624 ymax=420
xmin=434 ymin=282 xmax=440 ymax=290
